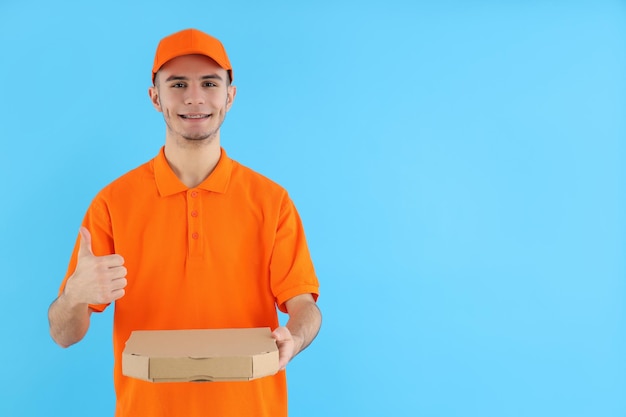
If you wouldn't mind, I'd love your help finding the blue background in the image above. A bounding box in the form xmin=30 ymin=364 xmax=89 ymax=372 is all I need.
xmin=1 ymin=1 xmax=625 ymax=416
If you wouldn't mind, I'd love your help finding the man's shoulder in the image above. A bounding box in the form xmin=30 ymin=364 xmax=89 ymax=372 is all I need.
xmin=229 ymin=158 xmax=287 ymax=196
xmin=96 ymin=158 xmax=156 ymax=199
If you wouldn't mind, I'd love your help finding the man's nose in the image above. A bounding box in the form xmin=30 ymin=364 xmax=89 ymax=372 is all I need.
xmin=184 ymin=85 xmax=205 ymax=105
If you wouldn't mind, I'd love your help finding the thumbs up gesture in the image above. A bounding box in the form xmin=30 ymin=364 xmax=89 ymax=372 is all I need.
xmin=64 ymin=227 xmax=128 ymax=306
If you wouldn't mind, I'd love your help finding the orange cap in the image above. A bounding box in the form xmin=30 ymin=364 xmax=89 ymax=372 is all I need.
xmin=152 ymin=28 xmax=233 ymax=84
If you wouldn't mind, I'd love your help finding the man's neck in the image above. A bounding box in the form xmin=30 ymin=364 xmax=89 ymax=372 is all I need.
xmin=163 ymin=137 xmax=222 ymax=188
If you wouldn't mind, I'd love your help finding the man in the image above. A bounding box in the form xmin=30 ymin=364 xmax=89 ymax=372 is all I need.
xmin=48 ymin=28 xmax=321 ymax=417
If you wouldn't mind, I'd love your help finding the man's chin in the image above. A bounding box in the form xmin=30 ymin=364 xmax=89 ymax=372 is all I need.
xmin=182 ymin=132 xmax=215 ymax=141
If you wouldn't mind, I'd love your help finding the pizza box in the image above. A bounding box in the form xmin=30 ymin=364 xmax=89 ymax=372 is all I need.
xmin=122 ymin=327 xmax=279 ymax=382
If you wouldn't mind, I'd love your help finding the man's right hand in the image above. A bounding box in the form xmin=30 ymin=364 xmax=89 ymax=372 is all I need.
xmin=63 ymin=227 xmax=128 ymax=306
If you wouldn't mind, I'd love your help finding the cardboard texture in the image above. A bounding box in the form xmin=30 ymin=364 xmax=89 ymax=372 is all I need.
xmin=122 ymin=327 xmax=279 ymax=382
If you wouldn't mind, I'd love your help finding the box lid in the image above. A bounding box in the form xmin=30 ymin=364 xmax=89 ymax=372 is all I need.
xmin=122 ymin=327 xmax=279 ymax=382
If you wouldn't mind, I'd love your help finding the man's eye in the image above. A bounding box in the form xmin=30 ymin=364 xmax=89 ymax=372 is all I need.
xmin=204 ymin=82 xmax=216 ymax=87
xmin=172 ymin=83 xmax=185 ymax=88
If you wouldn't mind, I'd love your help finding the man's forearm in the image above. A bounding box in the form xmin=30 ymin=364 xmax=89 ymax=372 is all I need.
xmin=48 ymin=294 xmax=91 ymax=348
xmin=285 ymin=296 xmax=322 ymax=356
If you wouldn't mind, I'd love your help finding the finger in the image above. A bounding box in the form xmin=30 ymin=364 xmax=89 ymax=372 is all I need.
xmin=110 ymin=288 xmax=126 ymax=301
xmin=105 ymin=266 xmax=127 ymax=281
xmin=77 ymin=227 xmax=94 ymax=258
xmin=109 ymin=265 xmax=128 ymax=278
xmin=111 ymin=277 xmax=128 ymax=291
xmin=99 ymin=254 xmax=126 ymax=268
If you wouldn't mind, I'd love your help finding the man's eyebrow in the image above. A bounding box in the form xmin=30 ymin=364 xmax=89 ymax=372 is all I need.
xmin=201 ymin=74 xmax=224 ymax=81
xmin=164 ymin=74 xmax=223 ymax=82
xmin=164 ymin=75 xmax=188 ymax=82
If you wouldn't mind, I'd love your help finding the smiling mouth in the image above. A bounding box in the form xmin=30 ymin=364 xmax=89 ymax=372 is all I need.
xmin=180 ymin=114 xmax=210 ymax=119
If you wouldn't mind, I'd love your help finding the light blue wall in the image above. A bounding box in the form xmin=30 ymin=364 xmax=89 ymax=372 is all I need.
xmin=1 ymin=1 xmax=624 ymax=416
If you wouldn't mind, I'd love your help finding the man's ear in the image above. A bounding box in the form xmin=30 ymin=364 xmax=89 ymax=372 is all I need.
xmin=148 ymin=86 xmax=162 ymax=112
xmin=226 ymin=85 xmax=237 ymax=111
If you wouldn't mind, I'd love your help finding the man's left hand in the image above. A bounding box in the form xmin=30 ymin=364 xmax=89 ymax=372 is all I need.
xmin=272 ymin=326 xmax=302 ymax=370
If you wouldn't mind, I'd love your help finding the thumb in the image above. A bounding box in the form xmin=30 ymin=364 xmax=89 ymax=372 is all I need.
xmin=77 ymin=226 xmax=94 ymax=257
xmin=272 ymin=326 xmax=291 ymax=342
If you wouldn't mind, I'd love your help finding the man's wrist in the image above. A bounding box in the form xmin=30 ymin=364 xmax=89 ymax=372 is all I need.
xmin=61 ymin=288 xmax=88 ymax=312
xmin=292 ymin=333 xmax=305 ymax=356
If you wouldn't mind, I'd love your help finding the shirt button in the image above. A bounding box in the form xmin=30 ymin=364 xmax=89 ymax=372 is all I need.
xmin=190 ymin=191 xmax=198 ymax=198
xmin=191 ymin=210 xmax=198 ymax=217
xmin=192 ymin=232 xmax=199 ymax=239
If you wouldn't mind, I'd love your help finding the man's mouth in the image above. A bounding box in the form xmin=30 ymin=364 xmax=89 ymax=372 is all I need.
xmin=180 ymin=114 xmax=210 ymax=119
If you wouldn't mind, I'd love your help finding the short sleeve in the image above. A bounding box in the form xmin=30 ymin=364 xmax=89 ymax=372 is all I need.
xmin=270 ymin=193 xmax=319 ymax=312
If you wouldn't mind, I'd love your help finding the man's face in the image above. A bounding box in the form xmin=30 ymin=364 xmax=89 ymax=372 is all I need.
xmin=149 ymin=54 xmax=236 ymax=145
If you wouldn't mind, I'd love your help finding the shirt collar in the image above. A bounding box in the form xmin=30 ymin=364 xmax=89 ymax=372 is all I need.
xmin=154 ymin=147 xmax=233 ymax=197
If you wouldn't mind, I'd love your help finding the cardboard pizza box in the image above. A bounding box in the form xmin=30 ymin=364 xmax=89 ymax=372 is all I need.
xmin=122 ymin=327 xmax=279 ymax=382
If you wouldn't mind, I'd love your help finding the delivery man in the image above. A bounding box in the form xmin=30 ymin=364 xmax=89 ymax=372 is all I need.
xmin=48 ymin=28 xmax=321 ymax=417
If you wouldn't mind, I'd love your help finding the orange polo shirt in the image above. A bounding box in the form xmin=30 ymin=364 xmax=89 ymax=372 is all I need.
xmin=59 ymin=147 xmax=319 ymax=417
